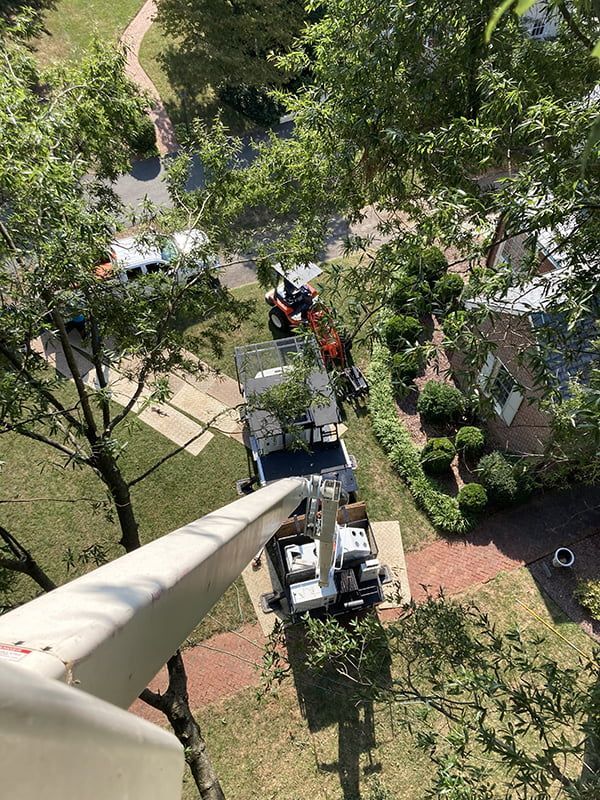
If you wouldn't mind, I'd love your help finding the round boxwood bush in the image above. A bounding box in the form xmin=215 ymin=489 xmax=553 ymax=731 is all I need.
xmin=384 ymin=314 xmax=421 ymax=352
xmin=477 ymin=451 xmax=518 ymax=504
xmin=420 ymin=437 xmax=456 ymax=474
xmin=129 ymin=114 xmax=158 ymax=158
xmin=389 ymin=272 xmax=431 ymax=315
xmin=457 ymin=483 xmax=488 ymax=513
xmin=434 ymin=273 xmax=464 ymax=308
xmin=574 ymin=580 xmax=600 ymax=620
xmin=390 ymin=273 xmax=417 ymax=311
xmin=408 ymin=246 xmax=448 ymax=286
xmin=391 ymin=349 xmax=424 ymax=386
xmin=455 ymin=426 xmax=485 ymax=458
xmin=416 ymin=381 xmax=465 ymax=425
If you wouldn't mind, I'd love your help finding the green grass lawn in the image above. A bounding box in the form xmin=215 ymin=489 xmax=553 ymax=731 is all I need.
xmin=185 ymin=567 xmax=593 ymax=800
xmin=0 ymin=409 xmax=254 ymax=640
xmin=33 ymin=0 xmax=144 ymax=66
xmin=139 ymin=23 xmax=258 ymax=135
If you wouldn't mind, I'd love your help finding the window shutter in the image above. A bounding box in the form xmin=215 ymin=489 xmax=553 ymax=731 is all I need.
xmin=500 ymin=388 xmax=523 ymax=426
xmin=478 ymin=353 xmax=496 ymax=391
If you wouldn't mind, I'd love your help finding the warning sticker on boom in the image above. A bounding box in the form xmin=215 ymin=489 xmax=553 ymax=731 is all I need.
xmin=0 ymin=643 xmax=32 ymax=661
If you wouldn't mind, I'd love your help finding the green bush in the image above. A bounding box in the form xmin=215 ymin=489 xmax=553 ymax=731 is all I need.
xmin=129 ymin=114 xmax=158 ymax=158
xmin=457 ymin=483 xmax=488 ymax=513
xmin=512 ymin=460 xmax=536 ymax=502
xmin=389 ymin=272 xmax=431 ymax=314
xmin=219 ymin=84 xmax=282 ymax=126
xmin=574 ymin=580 xmax=600 ymax=620
xmin=434 ymin=273 xmax=464 ymax=308
xmin=420 ymin=437 xmax=456 ymax=474
xmin=367 ymin=343 xmax=470 ymax=534
xmin=477 ymin=452 xmax=518 ymax=504
xmin=384 ymin=314 xmax=421 ymax=351
xmin=391 ymin=350 xmax=424 ymax=386
xmin=455 ymin=426 xmax=485 ymax=458
xmin=407 ymin=246 xmax=448 ymax=286
xmin=417 ymin=381 xmax=465 ymax=425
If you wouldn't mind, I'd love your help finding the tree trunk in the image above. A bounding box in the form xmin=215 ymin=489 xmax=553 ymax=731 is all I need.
xmin=99 ymin=457 xmax=221 ymax=799
xmin=140 ymin=651 xmax=225 ymax=800
xmin=0 ymin=525 xmax=57 ymax=592
xmin=94 ymin=451 xmax=141 ymax=552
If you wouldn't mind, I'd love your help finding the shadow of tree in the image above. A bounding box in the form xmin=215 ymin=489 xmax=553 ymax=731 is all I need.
xmin=284 ymin=619 xmax=391 ymax=800
xmin=0 ymin=0 xmax=55 ymax=23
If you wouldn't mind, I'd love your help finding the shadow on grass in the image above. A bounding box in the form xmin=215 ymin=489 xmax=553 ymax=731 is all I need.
xmin=284 ymin=618 xmax=391 ymax=800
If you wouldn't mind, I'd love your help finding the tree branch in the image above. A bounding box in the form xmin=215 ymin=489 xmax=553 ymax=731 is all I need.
xmin=556 ymin=2 xmax=594 ymax=49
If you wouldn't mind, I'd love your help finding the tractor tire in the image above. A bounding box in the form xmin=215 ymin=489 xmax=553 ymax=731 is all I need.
xmin=269 ymin=306 xmax=290 ymax=333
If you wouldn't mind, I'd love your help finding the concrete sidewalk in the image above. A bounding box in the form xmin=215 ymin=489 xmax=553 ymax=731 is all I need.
xmin=32 ymin=332 xmax=247 ymax=455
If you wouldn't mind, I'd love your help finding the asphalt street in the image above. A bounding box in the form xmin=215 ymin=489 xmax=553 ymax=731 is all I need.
xmin=113 ymin=121 xmax=294 ymax=211
xmin=112 ymin=121 xmax=296 ymax=288
xmin=111 ymin=120 xmax=388 ymax=289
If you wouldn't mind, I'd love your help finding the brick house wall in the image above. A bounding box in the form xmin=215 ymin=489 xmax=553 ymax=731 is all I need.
xmin=488 ymin=225 xmax=554 ymax=277
xmin=451 ymin=312 xmax=552 ymax=456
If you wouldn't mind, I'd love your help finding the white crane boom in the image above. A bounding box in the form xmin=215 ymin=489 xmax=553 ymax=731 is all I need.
xmin=0 ymin=475 xmax=344 ymax=800
xmin=0 ymin=477 xmax=306 ymax=708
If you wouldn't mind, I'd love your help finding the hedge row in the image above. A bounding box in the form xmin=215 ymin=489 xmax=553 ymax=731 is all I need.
xmin=368 ymin=343 xmax=471 ymax=534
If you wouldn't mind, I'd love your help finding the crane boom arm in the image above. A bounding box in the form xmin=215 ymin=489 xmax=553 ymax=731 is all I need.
xmin=0 ymin=477 xmax=307 ymax=709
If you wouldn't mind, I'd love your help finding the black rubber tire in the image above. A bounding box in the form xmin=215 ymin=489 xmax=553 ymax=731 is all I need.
xmin=269 ymin=306 xmax=290 ymax=332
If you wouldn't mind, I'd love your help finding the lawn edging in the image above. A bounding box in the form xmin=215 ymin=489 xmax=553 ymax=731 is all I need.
xmin=367 ymin=342 xmax=471 ymax=534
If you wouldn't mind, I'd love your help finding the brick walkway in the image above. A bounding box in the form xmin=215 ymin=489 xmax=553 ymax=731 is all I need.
xmin=121 ymin=0 xmax=178 ymax=154
xmin=405 ymin=483 xmax=600 ymax=601
xmin=130 ymin=485 xmax=600 ymax=719
xmin=129 ymin=623 xmax=265 ymax=724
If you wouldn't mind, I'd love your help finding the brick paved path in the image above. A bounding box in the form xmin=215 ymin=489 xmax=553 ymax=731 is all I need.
xmin=131 ymin=485 xmax=600 ymax=719
xmin=121 ymin=0 xmax=178 ymax=154
xmin=404 ymin=483 xmax=600 ymax=601
xmin=130 ymin=623 xmax=265 ymax=724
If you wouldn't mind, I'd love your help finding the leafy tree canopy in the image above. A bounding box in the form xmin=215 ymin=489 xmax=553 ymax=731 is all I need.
xmin=265 ymin=596 xmax=600 ymax=799
xmin=155 ymin=0 xmax=306 ymax=101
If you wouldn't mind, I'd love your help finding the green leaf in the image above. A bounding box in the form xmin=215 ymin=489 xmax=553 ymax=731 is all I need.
xmin=514 ymin=0 xmax=537 ymax=16
xmin=485 ymin=0 xmax=516 ymax=43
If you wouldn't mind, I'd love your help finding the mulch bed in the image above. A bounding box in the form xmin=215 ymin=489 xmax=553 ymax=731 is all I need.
xmin=528 ymin=530 xmax=600 ymax=643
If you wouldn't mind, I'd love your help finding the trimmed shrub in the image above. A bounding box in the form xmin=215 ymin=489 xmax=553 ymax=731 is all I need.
xmin=417 ymin=381 xmax=465 ymax=425
xmin=390 ymin=273 xmax=418 ymax=311
xmin=574 ymin=580 xmax=600 ymax=620
xmin=477 ymin=452 xmax=518 ymax=504
xmin=457 ymin=483 xmax=488 ymax=513
xmin=129 ymin=114 xmax=158 ymax=158
xmin=434 ymin=273 xmax=464 ymax=308
xmin=391 ymin=349 xmax=424 ymax=386
xmin=512 ymin=460 xmax=536 ymax=502
xmin=367 ymin=343 xmax=470 ymax=534
xmin=389 ymin=272 xmax=431 ymax=315
xmin=407 ymin=246 xmax=448 ymax=286
xmin=455 ymin=426 xmax=485 ymax=458
xmin=384 ymin=314 xmax=421 ymax=351
xmin=420 ymin=437 xmax=456 ymax=474
xmin=219 ymin=84 xmax=282 ymax=126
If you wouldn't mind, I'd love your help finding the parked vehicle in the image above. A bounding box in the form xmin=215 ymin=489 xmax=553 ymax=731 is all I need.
xmin=96 ymin=228 xmax=220 ymax=286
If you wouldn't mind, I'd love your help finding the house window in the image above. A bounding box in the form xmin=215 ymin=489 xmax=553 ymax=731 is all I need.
xmin=490 ymin=362 xmax=516 ymax=408
xmin=530 ymin=18 xmax=546 ymax=38
xmin=478 ymin=354 xmax=524 ymax=426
